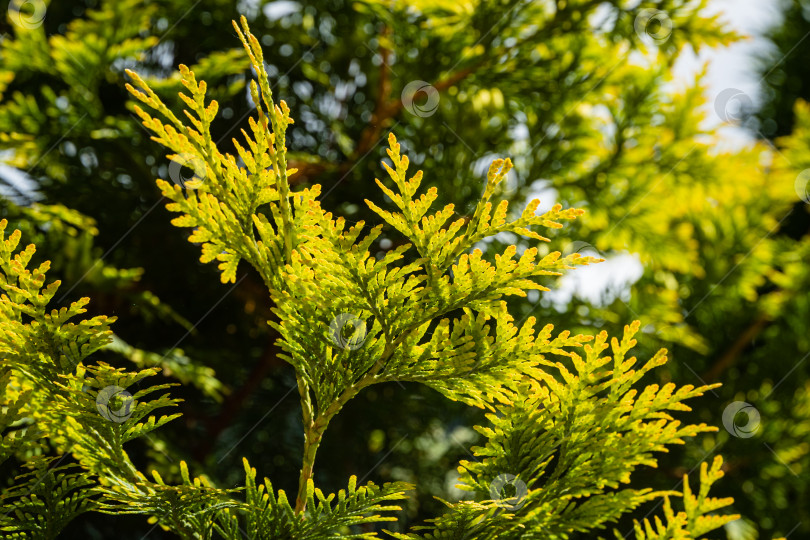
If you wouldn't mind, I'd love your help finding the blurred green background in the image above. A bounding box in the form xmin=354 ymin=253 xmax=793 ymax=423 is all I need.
xmin=1 ymin=0 xmax=809 ymax=538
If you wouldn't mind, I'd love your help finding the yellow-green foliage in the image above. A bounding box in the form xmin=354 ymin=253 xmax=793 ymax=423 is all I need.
xmin=1 ymin=16 xmax=743 ymax=540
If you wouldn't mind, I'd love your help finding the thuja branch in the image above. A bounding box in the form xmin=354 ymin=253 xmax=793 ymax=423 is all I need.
xmin=117 ymin=13 xmax=741 ymax=539
xmin=294 ymin=381 xmax=365 ymax=514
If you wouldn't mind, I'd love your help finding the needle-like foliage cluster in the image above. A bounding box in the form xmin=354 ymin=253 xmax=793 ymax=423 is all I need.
xmin=0 ymin=17 xmax=745 ymax=539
